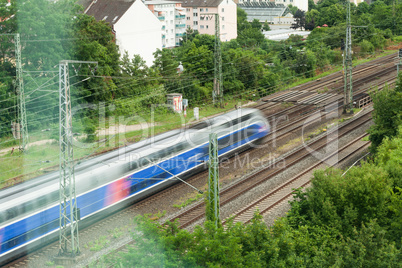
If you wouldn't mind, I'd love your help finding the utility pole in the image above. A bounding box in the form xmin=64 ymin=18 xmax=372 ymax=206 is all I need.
xmin=15 ymin=34 xmax=28 ymax=151
xmin=200 ymin=13 xmax=223 ymax=107
xmin=1 ymin=33 xmax=29 ymax=151
xmin=343 ymin=0 xmax=353 ymax=114
xmin=58 ymin=60 xmax=97 ymax=259
xmin=207 ymin=133 xmax=220 ymax=227
xmin=212 ymin=14 xmax=223 ymax=108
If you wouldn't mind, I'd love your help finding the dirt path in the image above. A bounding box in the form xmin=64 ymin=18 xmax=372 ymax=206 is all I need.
xmin=0 ymin=139 xmax=56 ymax=156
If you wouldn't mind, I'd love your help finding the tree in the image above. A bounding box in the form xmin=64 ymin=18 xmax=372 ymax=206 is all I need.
xmin=368 ymin=81 xmax=402 ymax=153
xmin=17 ymin=0 xmax=82 ymax=131
xmin=72 ymin=13 xmax=120 ymax=103
xmin=262 ymin=20 xmax=271 ymax=31
xmin=291 ymin=9 xmax=306 ymax=30
xmin=288 ymin=4 xmax=299 ymax=15
xmin=237 ymin=7 xmax=249 ymax=32
xmin=308 ymin=0 xmax=317 ymax=11
xmin=251 ymin=19 xmax=261 ymax=30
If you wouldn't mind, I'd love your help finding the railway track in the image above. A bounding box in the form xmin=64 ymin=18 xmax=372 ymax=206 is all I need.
xmin=169 ymin=108 xmax=373 ymax=229
xmin=224 ymin=132 xmax=370 ymax=225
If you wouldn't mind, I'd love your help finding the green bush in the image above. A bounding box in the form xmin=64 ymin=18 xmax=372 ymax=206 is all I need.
xmin=359 ymin=39 xmax=375 ymax=54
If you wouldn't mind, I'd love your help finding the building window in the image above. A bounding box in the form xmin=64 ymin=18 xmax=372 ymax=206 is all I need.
xmin=222 ymin=25 xmax=225 ymax=30
xmin=200 ymin=16 xmax=204 ymax=20
xmin=171 ymin=20 xmax=173 ymax=24
xmin=187 ymin=17 xmax=190 ymax=20
xmin=171 ymin=29 xmax=173 ymax=33
xmin=186 ymin=8 xmax=190 ymax=12
xmin=170 ymin=11 xmax=173 ymax=16
xmin=206 ymin=25 xmax=208 ymax=29
xmin=187 ymin=25 xmax=190 ymax=29
xmin=206 ymin=8 xmax=208 ymax=11
xmin=222 ymin=17 xmax=224 ymax=21
xmin=193 ymin=21 xmax=198 ymax=25
xmin=200 ymin=8 xmax=204 ymax=12
xmin=193 ymin=13 xmax=198 ymax=17
xmin=200 ymin=25 xmax=204 ymax=29
xmin=222 ymin=8 xmax=224 ymax=12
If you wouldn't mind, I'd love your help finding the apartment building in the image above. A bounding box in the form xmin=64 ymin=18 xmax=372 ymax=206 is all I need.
xmin=181 ymin=0 xmax=237 ymax=42
xmin=145 ymin=0 xmax=187 ymax=48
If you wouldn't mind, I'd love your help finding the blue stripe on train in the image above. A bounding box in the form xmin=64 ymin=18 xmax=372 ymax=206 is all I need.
xmin=0 ymin=124 xmax=267 ymax=255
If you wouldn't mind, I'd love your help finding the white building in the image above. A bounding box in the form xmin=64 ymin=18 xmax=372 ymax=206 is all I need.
xmin=273 ymin=13 xmax=295 ymax=25
xmin=275 ymin=0 xmax=308 ymax=12
xmin=238 ymin=0 xmax=307 ymax=12
xmin=182 ymin=0 xmax=238 ymax=42
xmin=145 ymin=0 xmax=186 ymax=48
xmin=83 ymin=0 xmax=162 ymax=66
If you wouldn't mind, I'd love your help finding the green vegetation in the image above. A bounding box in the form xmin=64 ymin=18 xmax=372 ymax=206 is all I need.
xmin=100 ymin=127 xmax=402 ymax=267
xmin=173 ymin=192 xmax=204 ymax=209
xmin=85 ymin=235 xmax=110 ymax=252
xmin=368 ymin=75 xmax=402 ymax=153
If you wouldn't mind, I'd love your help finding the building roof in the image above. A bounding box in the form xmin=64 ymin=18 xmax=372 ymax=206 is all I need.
xmin=146 ymin=0 xmax=182 ymax=4
xmin=180 ymin=0 xmax=224 ymax=8
xmin=81 ymin=0 xmax=136 ymax=25
xmin=238 ymin=1 xmax=286 ymax=9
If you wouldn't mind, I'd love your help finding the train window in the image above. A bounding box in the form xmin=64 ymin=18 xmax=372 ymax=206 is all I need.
xmin=6 ymin=208 xmax=15 ymax=221
xmin=0 ymin=212 xmax=4 ymax=223
xmin=37 ymin=196 xmax=47 ymax=208
xmin=189 ymin=121 xmax=210 ymax=130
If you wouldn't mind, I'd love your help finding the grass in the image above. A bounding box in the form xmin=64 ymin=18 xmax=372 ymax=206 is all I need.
xmin=173 ymin=192 xmax=204 ymax=209
xmin=108 ymin=227 xmax=124 ymax=239
xmin=45 ymin=261 xmax=55 ymax=266
xmin=84 ymin=235 xmax=110 ymax=252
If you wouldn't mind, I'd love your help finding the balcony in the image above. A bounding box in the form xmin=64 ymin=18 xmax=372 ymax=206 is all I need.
xmin=162 ymin=34 xmax=166 ymax=38
xmin=162 ymin=25 xmax=165 ymax=30
xmin=158 ymin=16 xmax=165 ymax=20
xmin=175 ymin=33 xmax=184 ymax=37
xmin=175 ymin=15 xmax=185 ymax=19
xmin=175 ymin=24 xmax=186 ymax=28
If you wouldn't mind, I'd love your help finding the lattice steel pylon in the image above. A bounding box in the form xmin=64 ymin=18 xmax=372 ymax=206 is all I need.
xmin=58 ymin=60 xmax=97 ymax=257
xmin=58 ymin=60 xmax=80 ymax=257
xmin=207 ymin=133 xmax=220 ymax=227
xmin=343 ymin=1 xmax=353 ymax=114
xmin=213 ymin=14 xmax=223 ymax=108
xmin=15 ymin=33 xmax=28 ymax=151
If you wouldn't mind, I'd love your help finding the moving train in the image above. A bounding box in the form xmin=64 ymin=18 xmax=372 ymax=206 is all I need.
xmin=0 ymin=108 xmax=270 ymax=265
